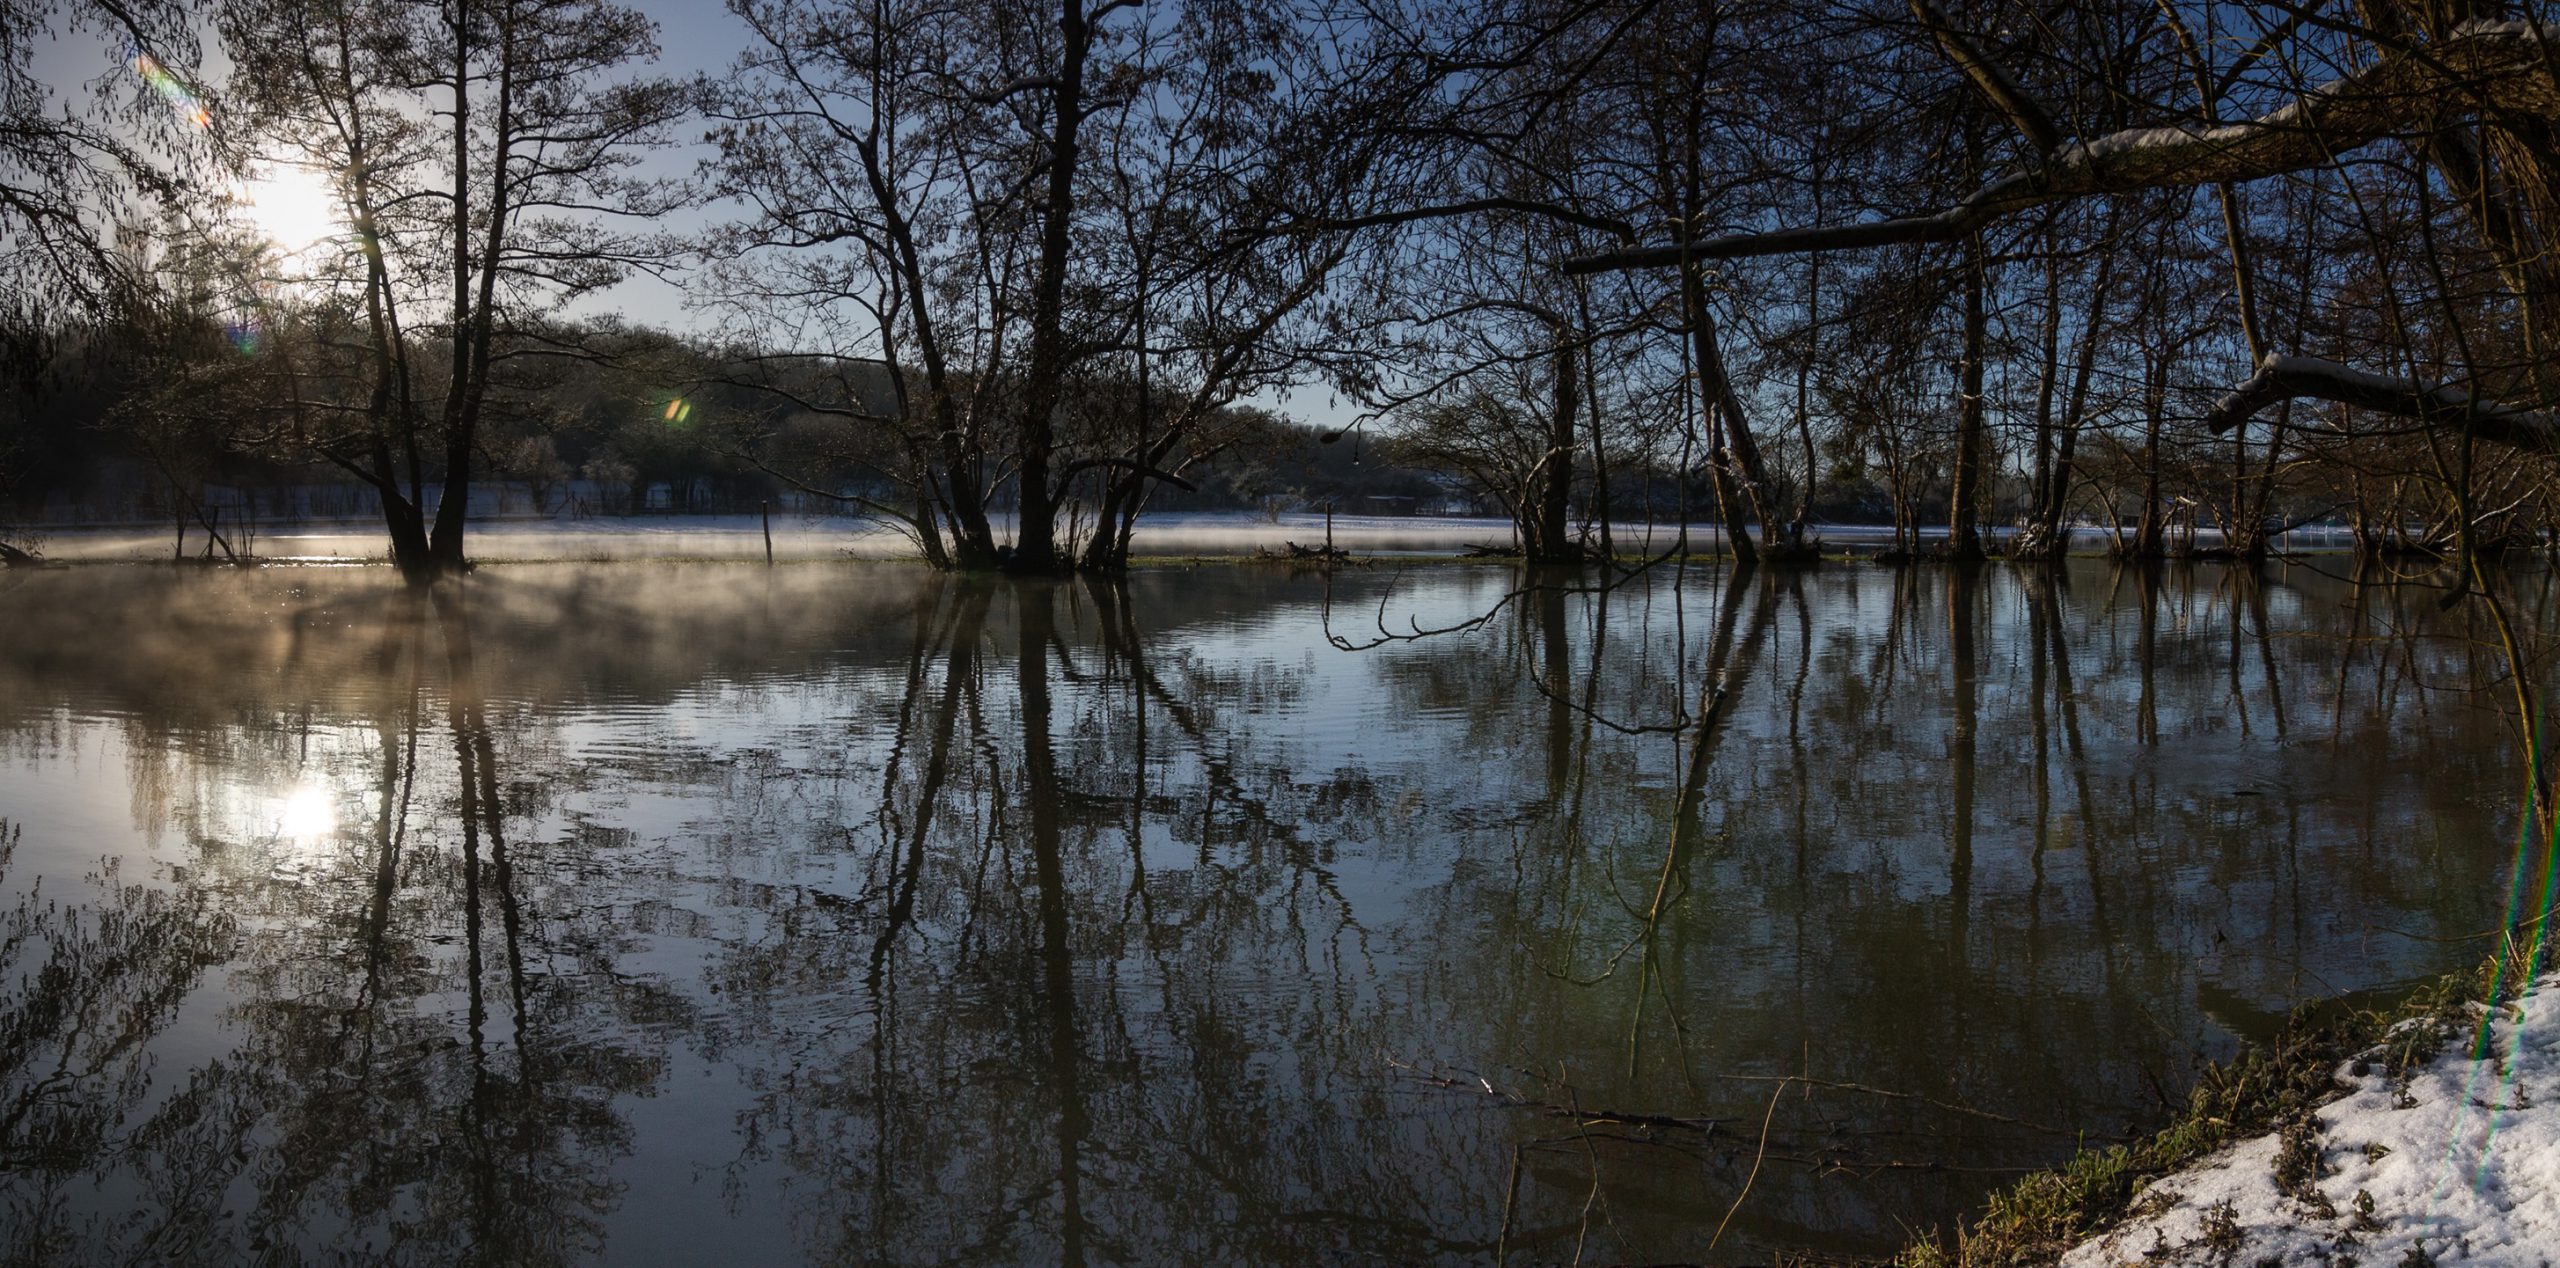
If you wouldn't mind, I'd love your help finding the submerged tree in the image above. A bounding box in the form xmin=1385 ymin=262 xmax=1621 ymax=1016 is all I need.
xmin=701 ymin=0 xmax=1386 ymax=572
xmin=215 ymin=0 xmax=684 ymax=579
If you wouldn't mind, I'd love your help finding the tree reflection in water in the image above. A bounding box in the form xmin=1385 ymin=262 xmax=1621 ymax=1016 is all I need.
xmin=0 ymin=560 xmax=2539 ymax=1263
xmin=0 ymin=816 xmax=238 ymax=1263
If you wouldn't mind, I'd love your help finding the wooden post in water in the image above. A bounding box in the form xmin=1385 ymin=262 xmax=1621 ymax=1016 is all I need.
xmin=1325 ymin=499 xmax=1335 ymax=555
xmin=762 ymin=500 xmax=774 ymax=565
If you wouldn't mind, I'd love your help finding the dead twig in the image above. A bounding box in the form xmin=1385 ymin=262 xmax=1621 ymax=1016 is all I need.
xmin=1717 ymin=1073 xmax=2092 ymax=1138
xmin=1710 ymin=1080 xmax=1786 ymax=1251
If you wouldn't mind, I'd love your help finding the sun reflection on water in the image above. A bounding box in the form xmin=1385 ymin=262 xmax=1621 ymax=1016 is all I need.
xmin=273 ymin=781 xmax=338 ymax=843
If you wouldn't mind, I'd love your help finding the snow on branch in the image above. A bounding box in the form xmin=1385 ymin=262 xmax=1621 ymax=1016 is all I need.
xmin=1567 ymin=20 xmax=2560 ymax=273
xmin=2204 ymin=353 xmax=2560 ymax=453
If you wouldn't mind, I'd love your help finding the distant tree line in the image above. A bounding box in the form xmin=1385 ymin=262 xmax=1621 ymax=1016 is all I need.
xmin=9 ymin=0 xmax=2560 ymax=575
xmin=1 ymin=303 xmax=1488 ymax=551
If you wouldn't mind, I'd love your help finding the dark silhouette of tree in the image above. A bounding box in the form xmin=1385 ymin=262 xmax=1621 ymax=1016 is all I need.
xmin=216 ymin=0 xmax=685 ymax=578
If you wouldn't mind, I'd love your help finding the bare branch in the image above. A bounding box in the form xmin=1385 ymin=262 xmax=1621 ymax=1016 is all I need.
xmin=2205 ymin=354 xmax=2560 ymax=455
xmin=1052 ymin=455 xmax=1199 ymax=492
xmin=1270 ymin=197 xmax=1634 ymax=241
xmin=1567 ymin=19 xmax=2560 ymax=272
xmin=1908 ymin=0 xmax=2061 ymax=155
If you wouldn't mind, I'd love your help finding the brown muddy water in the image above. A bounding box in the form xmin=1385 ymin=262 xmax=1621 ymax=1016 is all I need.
xmin=0 ymin=559 xmax=2530 ymax=1265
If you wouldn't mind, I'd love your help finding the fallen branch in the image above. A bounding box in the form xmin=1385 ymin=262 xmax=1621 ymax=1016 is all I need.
xmin=1268 ymin=540 xmax=1351 ymax=561
xmin=1390 ymin=1060 xmax=1729 ymax=1135
xmin=1719 ymin=1072 xmax=2095 ymax=1138
xmin=1567 ymin=20 xmax=2560 ymax=271
xmin=2204 ymin=353 xmax=2560 ymax=454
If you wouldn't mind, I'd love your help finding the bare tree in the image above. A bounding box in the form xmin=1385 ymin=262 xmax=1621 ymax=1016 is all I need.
xmin=219 ymin=0 xmax=684 ymax=579
xmin=0 ymin=0 xmax=202 ymax=331
xmin=705 ymin=0 xmax=1386 ymax=572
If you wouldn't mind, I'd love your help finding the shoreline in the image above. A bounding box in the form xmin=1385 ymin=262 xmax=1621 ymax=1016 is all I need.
xmin=1895 ymin=956 xmax=2556 ymax=1268
xmin=2 ymin=513 xmax=2377 ymax=568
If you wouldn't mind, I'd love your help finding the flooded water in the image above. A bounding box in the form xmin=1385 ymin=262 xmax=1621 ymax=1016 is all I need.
xmin=0 ymin=559 xmax=2530 ymax=1264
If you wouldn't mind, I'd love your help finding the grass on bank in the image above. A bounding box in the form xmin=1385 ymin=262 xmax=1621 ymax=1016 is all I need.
xmin=1890 ymin=955 xmax=2511 ymax=1268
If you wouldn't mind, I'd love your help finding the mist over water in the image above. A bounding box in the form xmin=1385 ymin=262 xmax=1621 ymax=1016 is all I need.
xmin=22 ymin=511 xmax=2365 ymax=564
xmin=0 ymin=559 xmax=2527 ymax=1263
xmin=26 ymin=512 xmax=1644 ymax=563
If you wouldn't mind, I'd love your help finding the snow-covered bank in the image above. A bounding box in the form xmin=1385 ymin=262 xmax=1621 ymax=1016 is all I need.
xmin=2061 ymin=976 xmax=2560 ymax=1268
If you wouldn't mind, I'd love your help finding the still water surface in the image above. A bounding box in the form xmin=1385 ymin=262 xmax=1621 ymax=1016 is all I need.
xmin=0 ymin=560 xmax=2528 ymax=1264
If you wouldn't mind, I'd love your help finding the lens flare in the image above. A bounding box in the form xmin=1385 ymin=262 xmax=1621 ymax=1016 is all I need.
xmin=663 ymin=398 xmax=692 ymax=425
xmin=128 ymin=44 xmax=212 ymax=131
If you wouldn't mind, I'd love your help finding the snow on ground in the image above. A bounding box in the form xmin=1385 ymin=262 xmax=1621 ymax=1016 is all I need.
xmin=2062 ymin=976 xmax=2560 ymax=1268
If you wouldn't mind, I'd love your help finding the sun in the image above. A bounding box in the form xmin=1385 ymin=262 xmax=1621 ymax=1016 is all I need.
xmin=235 ymin=163 xmax=344 ymax=271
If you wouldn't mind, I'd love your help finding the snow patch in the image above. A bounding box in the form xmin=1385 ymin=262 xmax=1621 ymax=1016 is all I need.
xmin=2062 ymin=977 xmax=2560 ymax=1267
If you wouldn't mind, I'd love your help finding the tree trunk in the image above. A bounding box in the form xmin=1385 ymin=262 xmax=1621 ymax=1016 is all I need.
xmin=2131 ymin=350 xmax=2168 ymax=559
xmin=429 ymin=2 xmax=477 ymax=576
xmin=1946 ymin=232 xmax=1989 ymax=560
xmin=1576 ymin=286 xmax=1616 ymax=562
xmin=1531 ymin=337 xmax=1579 ymax=562
xmin=1083 ymin=478 xmax=1131 ymax=571
xmin=1007 ymin=0 xmax=1099 ymax=573
xmin=2035 ymin=231 xmax=2117 ymax=555
xmin=913 ymin=482 xmax=951 ymax=570
xmin=1684 ymin=265 xmax=1759 ymax=566
xmin=2023 ymin=249 xmax=2063 ymax=554
xmin=430 ymin=0 xmax=519 ymax=577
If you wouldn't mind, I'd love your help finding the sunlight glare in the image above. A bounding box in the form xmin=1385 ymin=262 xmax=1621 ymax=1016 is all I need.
xmin=237 ymin=165 xmax=343 ymax=269
xmin=275 ymin=781 xmax=339 ymax=843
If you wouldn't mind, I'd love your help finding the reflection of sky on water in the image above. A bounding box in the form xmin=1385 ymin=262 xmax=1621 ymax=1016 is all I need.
xmin=0 ymin=560 xmax=2533 ymax=1263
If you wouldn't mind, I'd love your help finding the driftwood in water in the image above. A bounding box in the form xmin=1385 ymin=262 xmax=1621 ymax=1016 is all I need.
xmin=0 ymin=540 xmax=38 ymax=568
xmin=1268 ymin=540 xmax=1351 ymax=562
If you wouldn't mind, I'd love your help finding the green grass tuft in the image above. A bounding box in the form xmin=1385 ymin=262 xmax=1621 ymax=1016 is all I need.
xmin=1893 ymin=956 xmax=2500 ymax=1268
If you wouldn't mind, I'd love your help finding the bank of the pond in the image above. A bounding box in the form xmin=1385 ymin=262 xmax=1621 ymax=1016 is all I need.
xmin=1899 ymin=960 xmax=2560 ymax=1268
